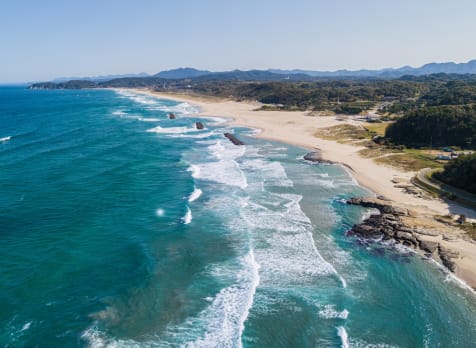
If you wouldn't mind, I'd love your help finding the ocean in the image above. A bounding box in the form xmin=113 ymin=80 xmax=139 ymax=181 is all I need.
xmin=0 ymin=86 xmax=475 ymax=347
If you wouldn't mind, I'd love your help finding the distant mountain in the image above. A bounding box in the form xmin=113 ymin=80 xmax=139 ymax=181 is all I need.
xmin=154 ymin=68 xmax=308 ymax=81
xmin=154 ymin=68 xmax=211 ymax=79
xmin=30 ymin=60 xmax=476 ymax=90
xmin=52 ymin=72 xmax=150 ymax=83
xmin=29 ymin=80 xmax=98 ymax=90
xmin=269 ymin=60 xmax=476 ymax=78
xmin=193 ymin=69 xmax=312 ymax=81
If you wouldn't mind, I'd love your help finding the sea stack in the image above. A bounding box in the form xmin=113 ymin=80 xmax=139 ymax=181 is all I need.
xmin=168 ymin=113 xmax=176 ymax=119
xmin=196 ymin=122 xmax=204 ymax=130
xmin=224 ymin=132 xmax=244 ymax=145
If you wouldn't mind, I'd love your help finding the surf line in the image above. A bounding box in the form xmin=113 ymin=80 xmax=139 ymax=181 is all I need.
xmin=182 ymin=207 xmax=192 ymax=224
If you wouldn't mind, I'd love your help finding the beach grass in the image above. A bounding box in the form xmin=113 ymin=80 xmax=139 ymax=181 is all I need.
xmin=375 ymin=152 xmax=443 ymax=172
xmin=364 ymin=122 xmax=391 ymax=136
xmin=315 ymin=123 xmax=444 ymax=171
xmin=314 ymin=124 xmax=368 ymax=144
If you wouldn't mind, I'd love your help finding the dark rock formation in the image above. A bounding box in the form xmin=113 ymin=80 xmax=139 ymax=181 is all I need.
xmin=439 ymin=245 xmax=459 ymax=272
xmin=168 ymin=113 xmax=176 ymax=119
xmin=345 ymin=196 xmax=459 ymax=274
xmin=196 ymin=122 xmax=204 ymax=130
xmin=418 ymin=240 xmax=439 ymax=253
xmin=224 ymin=133 xmax=244 ymax=145
xmin=346 ymin=197 xmax=408 ymax=216
xmin=304 ymin=151 xmax=333 ymax=164
xmin=304 ymin=152 xmax=321 ymax=162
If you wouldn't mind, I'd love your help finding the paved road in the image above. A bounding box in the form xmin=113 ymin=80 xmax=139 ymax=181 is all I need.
xmin=414 ymin=168 xmax=476 ymax=209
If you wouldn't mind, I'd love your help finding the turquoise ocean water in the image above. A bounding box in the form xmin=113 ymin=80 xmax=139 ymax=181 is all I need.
xmin=0 ymin=87 xmax=475 ymax=347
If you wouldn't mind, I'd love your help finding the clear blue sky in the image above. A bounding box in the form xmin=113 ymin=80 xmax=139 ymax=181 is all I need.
xmin=1 ymin=0 xmax=476 ymax=82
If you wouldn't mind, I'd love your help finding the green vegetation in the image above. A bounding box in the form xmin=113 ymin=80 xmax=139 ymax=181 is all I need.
xmin=434 ymin=154 xmax=476 ymax=194
xmin=374 ymin=152 xmax=442 ymax=172
xmin=314 ymin=124 xmax=369 ymax=144
xmin=385 ymin=105 xmax=476 ymax=148
xmin=314 ymin=124 xmax=443 ymax=171
xmin=30 ymin=80 xmax=97 ymax=89
xmin=421 ymin=80 xmax=476 ymax=106
xmin=364 ymin=122 xmax=390 ymax=137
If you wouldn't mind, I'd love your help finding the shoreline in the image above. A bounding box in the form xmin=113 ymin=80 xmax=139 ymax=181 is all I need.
xmin=129 ymin=88 xmax=476 ymax=290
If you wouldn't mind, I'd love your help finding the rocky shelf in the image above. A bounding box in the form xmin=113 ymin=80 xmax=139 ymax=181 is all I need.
xmin=224 ymin=132 xmax=244 ymax=146
xmin=303 ymin=151 xmax=333 ymax=164
xmin=346 ymin=197 xmax=460 ymax=273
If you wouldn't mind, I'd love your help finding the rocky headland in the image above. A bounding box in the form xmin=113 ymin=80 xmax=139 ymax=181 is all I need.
xmin=346 ymin=197 xmax=474 ymax=284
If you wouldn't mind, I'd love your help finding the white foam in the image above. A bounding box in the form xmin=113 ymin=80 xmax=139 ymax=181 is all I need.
xmin=171 ymin=102 xmax=199 ymax=115
xmin=426 ymin=258 xmax=476 ymax=293
xmin=188 ymin=165 xmax=201 ymax=178
xmin=156 ymin=208 xmax=165 ymax=217
xmin=20 ymin=322 xmax=31 ymax=332
xmin=189 ymin=140 xmax=248 ymax=189
xmin=241 ymin=158 xmax=293 ymax=187
xmin=362 ymin=208 xmax=380 ymax=222
xmin=146 ymin=126 xmax=196 ymax=134
xmin=138 ymin=117 xmax=161 ymax=122
xmin=316 ymin=179 xmax=336 ymax=188
xmin=116 ymin=90 xmax=160 ymax=106
xmin=182 ymin=251 xmax=260 ymax=348
xmin=182 ymin=207 xmax=192 ymax=224
xmin=145 ymin=102 xmax=199 ymax=115
xmin=337 ymin=326 xmax=349 ymax=348
xmin=112 ymin=110 xmax=127 ymax=116
xmin=240 ymin=193 xmax=341 ymax=285
xmin=339 ymin=276 xmax=347 ymax=288
xmin=319 ymin=305 xmax=349 ymax=319
xmin=209 ymin=140 xmax=246 ymax=160
xmin=0 ymin=136 xmax=11 ymax=142
xmin=192 ymin=161 xmax=248 ymax=189
xmin=189 ymin=187 xmax=203 ymax=202
xmin=168 ymin=131 xmax=216 ymax=139
xmin=198 ymin=116 xmax=229 ymax=125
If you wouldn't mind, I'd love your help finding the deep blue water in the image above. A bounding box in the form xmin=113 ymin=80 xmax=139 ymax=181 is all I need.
xmin=0 ymin=87 xmax=475 ymax=347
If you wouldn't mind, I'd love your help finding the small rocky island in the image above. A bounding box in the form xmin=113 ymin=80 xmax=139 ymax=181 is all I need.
xmin=224 ymin=132 xmax=244 ymax=145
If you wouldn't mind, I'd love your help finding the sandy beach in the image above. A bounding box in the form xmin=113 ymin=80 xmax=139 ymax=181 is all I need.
xmin=136 ymin=89 xmax=476 ymax=290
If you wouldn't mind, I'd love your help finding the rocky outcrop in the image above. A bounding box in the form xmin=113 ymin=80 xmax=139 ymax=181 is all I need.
xmin=346 ymin=196 xmax=459 ymax=274
xmin=224 ymin=133 xmax=244 ymax=146
xmin=439 ymin=245 xmax=459 ymax=272
xmin=303 ymin=151 xmax=333 ymax=164
xmin=418 ymin=240 xmax=439 ymax=253
xmin=168 ymin=113 xmax=176 ymax=119
xmin=196 ymin=122 xmax=204 ymax=130
xmin=346 ymin=197 xmax=409 ymax=216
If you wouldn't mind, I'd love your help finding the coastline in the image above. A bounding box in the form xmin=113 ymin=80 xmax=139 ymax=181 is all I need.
xmin=131 ymin=88 xmax=476 ymax=290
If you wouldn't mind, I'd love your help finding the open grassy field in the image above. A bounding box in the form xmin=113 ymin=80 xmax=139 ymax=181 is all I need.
xmin=315 ymin=123 xmax=444 ymax=172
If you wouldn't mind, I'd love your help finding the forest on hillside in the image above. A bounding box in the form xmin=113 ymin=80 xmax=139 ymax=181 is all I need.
xmin=385 ymin=106 xmax=476 ymax=148
xmin=434 ymin=154 xmax=476 ymax=194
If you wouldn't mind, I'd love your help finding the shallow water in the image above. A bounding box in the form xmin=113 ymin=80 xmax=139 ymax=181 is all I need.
xmin=0 ymin=87 xmax=475 ymax=347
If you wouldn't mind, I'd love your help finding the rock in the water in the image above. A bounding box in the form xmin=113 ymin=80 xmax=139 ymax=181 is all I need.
xmin=168 ymin=113 xmax=176 ymax=119
xmin=304 ymin=151 xmax=332 ymax=163
xmin=304 ymin=152 xmax=322 ymax=162
xmin=196 ymin=122 xmax=204 ymax=130
xmin=224 ymin=133 xmax=244 ymax=146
